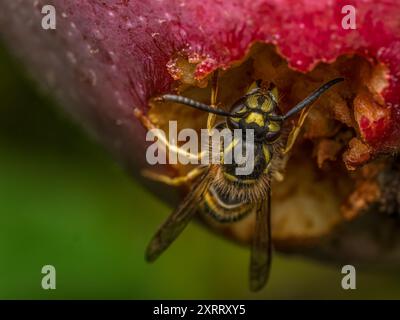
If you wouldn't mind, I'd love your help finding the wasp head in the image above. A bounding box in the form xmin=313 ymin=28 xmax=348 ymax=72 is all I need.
xmin=227 ymin=80 xmax=283 ymax=142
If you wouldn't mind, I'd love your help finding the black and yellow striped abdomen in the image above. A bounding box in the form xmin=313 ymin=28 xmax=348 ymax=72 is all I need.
xmin=201 ymin=185 xmax=254 ymax=222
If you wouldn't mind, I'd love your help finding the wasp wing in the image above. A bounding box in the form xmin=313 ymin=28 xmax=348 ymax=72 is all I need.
xmin=146 ymin=168 xmax=211 ymax=262
xmin=249 ymin=188 xmax=272 ymax=291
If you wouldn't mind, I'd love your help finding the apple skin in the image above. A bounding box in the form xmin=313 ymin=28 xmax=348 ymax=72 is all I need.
xmin=1 ymin=0 xmax=399 ymax=161
xmin=55 ymin=0 xmax=400 ymax=152
xmin=1 ymin=0 xmax=400 ymax=264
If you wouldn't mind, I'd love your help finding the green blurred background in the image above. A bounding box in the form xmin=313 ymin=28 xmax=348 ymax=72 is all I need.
xmin=0 ymin=42 xmax=399 ymax=300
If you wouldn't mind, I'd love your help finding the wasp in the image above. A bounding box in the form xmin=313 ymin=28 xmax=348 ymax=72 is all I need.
xmin=135 ymin=72 xmax=343 ymax=291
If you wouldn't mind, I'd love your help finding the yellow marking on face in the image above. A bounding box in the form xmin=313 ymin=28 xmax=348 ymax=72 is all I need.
xmin=268 ymin=120 xmax=281 ymax=132
xmin=245 ymin=112 xmax=264 ymax=126
xmin=246 ymin=81 xmax=259 ymax=94
xmin=271 ymin=86 xmax=279 ymax=102
xmin=246 ymin=95 xmax=259 ymax=109
xmin=260 ymin=98 xmax=273 ymax=112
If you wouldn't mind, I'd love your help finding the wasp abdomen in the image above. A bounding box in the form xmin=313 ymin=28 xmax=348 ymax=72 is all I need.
xmin=201 ymin=185 xmax=253 ymax=223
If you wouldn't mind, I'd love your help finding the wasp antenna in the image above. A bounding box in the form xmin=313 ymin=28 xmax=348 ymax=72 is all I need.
xmin=161 ymin=94 xmax=240 ymax=117
xmin=282 ymin=78 xmax=344 ymax=120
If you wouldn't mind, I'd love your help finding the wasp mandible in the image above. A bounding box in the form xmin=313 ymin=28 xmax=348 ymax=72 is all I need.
xmin=136 ymin=72 xmax=343 ymax=291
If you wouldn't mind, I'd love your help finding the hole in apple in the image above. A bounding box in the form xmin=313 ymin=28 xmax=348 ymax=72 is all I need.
xmin=147 ymin=43 xmax=388 ymax=247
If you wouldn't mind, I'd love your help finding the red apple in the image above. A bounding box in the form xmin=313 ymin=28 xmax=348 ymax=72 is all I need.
xmin=1 ymin=0 xmax=400 ymax=264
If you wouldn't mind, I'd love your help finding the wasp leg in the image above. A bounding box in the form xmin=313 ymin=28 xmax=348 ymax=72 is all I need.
xmin=134 ymin=108 xmax=206 ymax=162
xmin=283 ymin=106 xmax=312 ymax=154
xmin=207 ymin=70 xmax=219 ymax=134
xmin=142 ymin=167 xmax=206 ymax=187
xmin=272 ymin=171 xmax=284 ymax=182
